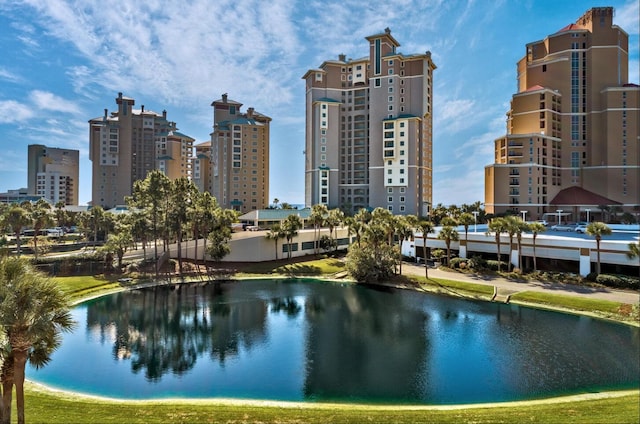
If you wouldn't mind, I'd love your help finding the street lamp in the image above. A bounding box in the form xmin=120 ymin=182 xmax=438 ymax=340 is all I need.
xmin=557 ymin=209 xmax=563 ymax=225
xmin=472 ymin=211 xmax=479 ymax=233
xmin=585 ymin=208 xmax=591 ymax=223
xmin=520 ymin=210 xmax=527 ymax=222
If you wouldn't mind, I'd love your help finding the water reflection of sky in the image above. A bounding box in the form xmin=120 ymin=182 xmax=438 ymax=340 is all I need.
xmin=28 ymin=280 xmax=640 ymax=403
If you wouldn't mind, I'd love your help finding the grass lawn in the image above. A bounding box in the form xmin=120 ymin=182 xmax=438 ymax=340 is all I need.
xmin=53 ymin=275 xmax=123 ymax=302
xmin=510 ymin=291 xmax=632 ymax=316
xmin=235 ymin=256 xmax=345 ymax=276
xmin=23 ymin=384 xmax=640 ymax=424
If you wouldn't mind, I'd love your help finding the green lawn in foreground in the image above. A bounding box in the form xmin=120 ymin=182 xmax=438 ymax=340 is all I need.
xmin=23 ymin=384 xmax=640 ymax=424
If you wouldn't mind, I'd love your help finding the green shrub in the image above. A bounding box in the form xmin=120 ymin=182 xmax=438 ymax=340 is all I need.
xmin=485 ymin=260 xmax=505 ymax=271
xmin=596 ymin=274 xmax=639 ymax=290
xmin=467 ymin=255 xmax=486 ymax=270
xmin=449 ymin=257 xmax=467 ymax=269
xmin=585 ymin=272 xmax=598 ymax=282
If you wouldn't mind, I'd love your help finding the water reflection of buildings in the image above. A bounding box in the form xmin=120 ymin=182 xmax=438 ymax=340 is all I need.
xmin=303 ymin=285 xmax=429 ymax=402
xmin=85 ymin=283 xmax=268 ymax=381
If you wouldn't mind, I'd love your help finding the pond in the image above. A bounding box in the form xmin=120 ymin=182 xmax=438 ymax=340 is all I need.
xmin=27 ymin=279 xmax=639 ymax=404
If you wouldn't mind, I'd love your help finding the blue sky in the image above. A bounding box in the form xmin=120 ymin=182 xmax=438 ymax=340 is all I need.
xmin=0 ymin=0 xmax=638 ymax=207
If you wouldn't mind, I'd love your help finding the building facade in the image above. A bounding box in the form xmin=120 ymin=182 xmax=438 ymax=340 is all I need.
xmin=302 ymin=28 xmax=436 ymax=216
xmin=209 ymin=94 xmax=271 ymax=212
xmin=27 ymin=144 xmax=79 ymax=205
xmin=193 ymin=141 xmax=212 ymax=193
xmin=89 ymin=93 xmax=194 ymax=208
xmin=485 ymin=7 xmax=639 ymax=221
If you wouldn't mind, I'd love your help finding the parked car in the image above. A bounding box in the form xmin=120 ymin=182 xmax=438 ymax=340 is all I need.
xmin=574 ymin=224 xmax=588 ymax=233
xmin=551 ymin=223 xmax=577 ymax=231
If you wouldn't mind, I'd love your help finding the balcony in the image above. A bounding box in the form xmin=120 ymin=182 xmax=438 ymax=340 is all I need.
xmin=508 ymin=151 xmax=523 ymax=157
xmin=509 ymin=179 xmax=519 ymax=186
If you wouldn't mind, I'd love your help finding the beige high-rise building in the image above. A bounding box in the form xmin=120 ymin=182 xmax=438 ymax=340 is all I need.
xmin=193 ymin=141 xmax=212 ymax=193
xmin=209 ymin=94 xmax=271 ymax=212
xmin=89 ymin=93 xmax=194 ymax=208
xmin=485 ymin=7 xmax=639 ymax=222
xmin=27 ymin=144 xmax=79 ymax=205
xmin=302 ymin=28 xmax=436 ymax=216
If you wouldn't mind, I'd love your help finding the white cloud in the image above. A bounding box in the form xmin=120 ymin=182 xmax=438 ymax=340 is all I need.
xmin=28 ymin=90 xmax=82 ymax=114
xmin=0 ymin=100 xmax=34 ymax=123
xmin=0 ymin=68 xmax=22 ymax=83
xmin=435 ymin=99 xmax=475 ymax=128
xmin=19 ymin=0 xmax=303 ymax=113
xmin=615 ymin=0 xmax=639 ymax=35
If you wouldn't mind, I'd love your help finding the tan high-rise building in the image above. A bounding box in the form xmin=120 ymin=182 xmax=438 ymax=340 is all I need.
xmin=302 ymin=28 xmax=436 ymax=216
xmin=193 ymin=141 xmax=212 ymax=193
xmin=27 ymin=144 xmax=79 ymax=205
xmin=485 ymin=7 xmax=639 ymax=222
xmin=89 ymin=93 xmax=194 ymax=208
xmin=209 ymin=94 xmax=271 ymax=212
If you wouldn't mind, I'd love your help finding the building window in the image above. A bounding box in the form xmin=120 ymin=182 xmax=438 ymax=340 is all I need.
xmin=388 ymin=178 xmax=392 ymax=184
xmin=388 ymin=196 xmax=393 ymax=202
xmin=315 ymin=73 xmax=322 ymax=81
xmin=375 ymin=78 xmax=381 ymax=87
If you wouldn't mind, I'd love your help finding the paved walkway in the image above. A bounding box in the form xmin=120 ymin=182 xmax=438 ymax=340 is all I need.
xmin=402 ymin=263 xmax=640 ymax=305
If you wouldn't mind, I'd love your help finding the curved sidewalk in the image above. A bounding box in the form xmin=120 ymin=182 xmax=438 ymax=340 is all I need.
xmin=402 ymin=263 xmax=640 ymax=305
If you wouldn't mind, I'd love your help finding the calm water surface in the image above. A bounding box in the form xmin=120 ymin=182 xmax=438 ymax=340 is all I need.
xmin=28 ymin=279 xmax=640 ymax=404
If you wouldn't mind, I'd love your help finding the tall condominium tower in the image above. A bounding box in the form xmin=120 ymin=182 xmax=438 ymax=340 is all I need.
xmin=193 ymin=141 xmax=212 ymax=193
xmin=209 ymin=94 xmax=271 ymax=212
xmin=302 ymin=28 xmax=436 ymax=216
xmin=27 ymin=144 xmax=79 ymax=205
xmin=485 ymin=7 xmax=639 ymax=221
xmin=89 ymin=93 xmax=194 ymax=208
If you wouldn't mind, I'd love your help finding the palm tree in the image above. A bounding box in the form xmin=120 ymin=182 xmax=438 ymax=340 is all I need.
xmin=281 ymin=215 xmax=303 ymax=259
xmin=4 ymin=206 xmax=31 ymax=257
xmin=627 ymin=242 xmax=640 ymax=278
xmin=437 ymin=226 xmax=459 ymax=267
xmin=514 ymin=219 xmax=529 ymax=271
xmin=53 ymin=201 xmax=67 ymax=228
xmin=503 ymin=215 xmax=521 ymax=272
xmin=458 ymin=212 xmax=475 ymax=259
xmin=395 ymin=216 xmax=415 ymax=275
xmin=325 ymin=208 xmax=344 ymax=252
xmin=487 ymin=217 xmax=508 ymax=271
xmin=265 ymin=224 xmax=285 ymax=260
xmin=417 ymin=220 xmax=434 ymax=278
xmin=586 ymin=222 xmax=612 ymax=275
xmin=29 ymin=199 xmax=53 ymax=260
xmin=0 ymin=257 xmax=75 ymax=424
xmin=528 ymin=222 xmax=547 ymax=272
xmin=309 ymin=204 xmax=327 ymax=254
xmin=87 ymin=205 xmax=106 ymax=245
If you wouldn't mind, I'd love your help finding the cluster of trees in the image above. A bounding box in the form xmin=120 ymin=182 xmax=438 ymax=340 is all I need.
xmin=0 ymin=257 xmax=74 ymax=424
xmin=0 ymin=171 xmax=238 ymax=278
